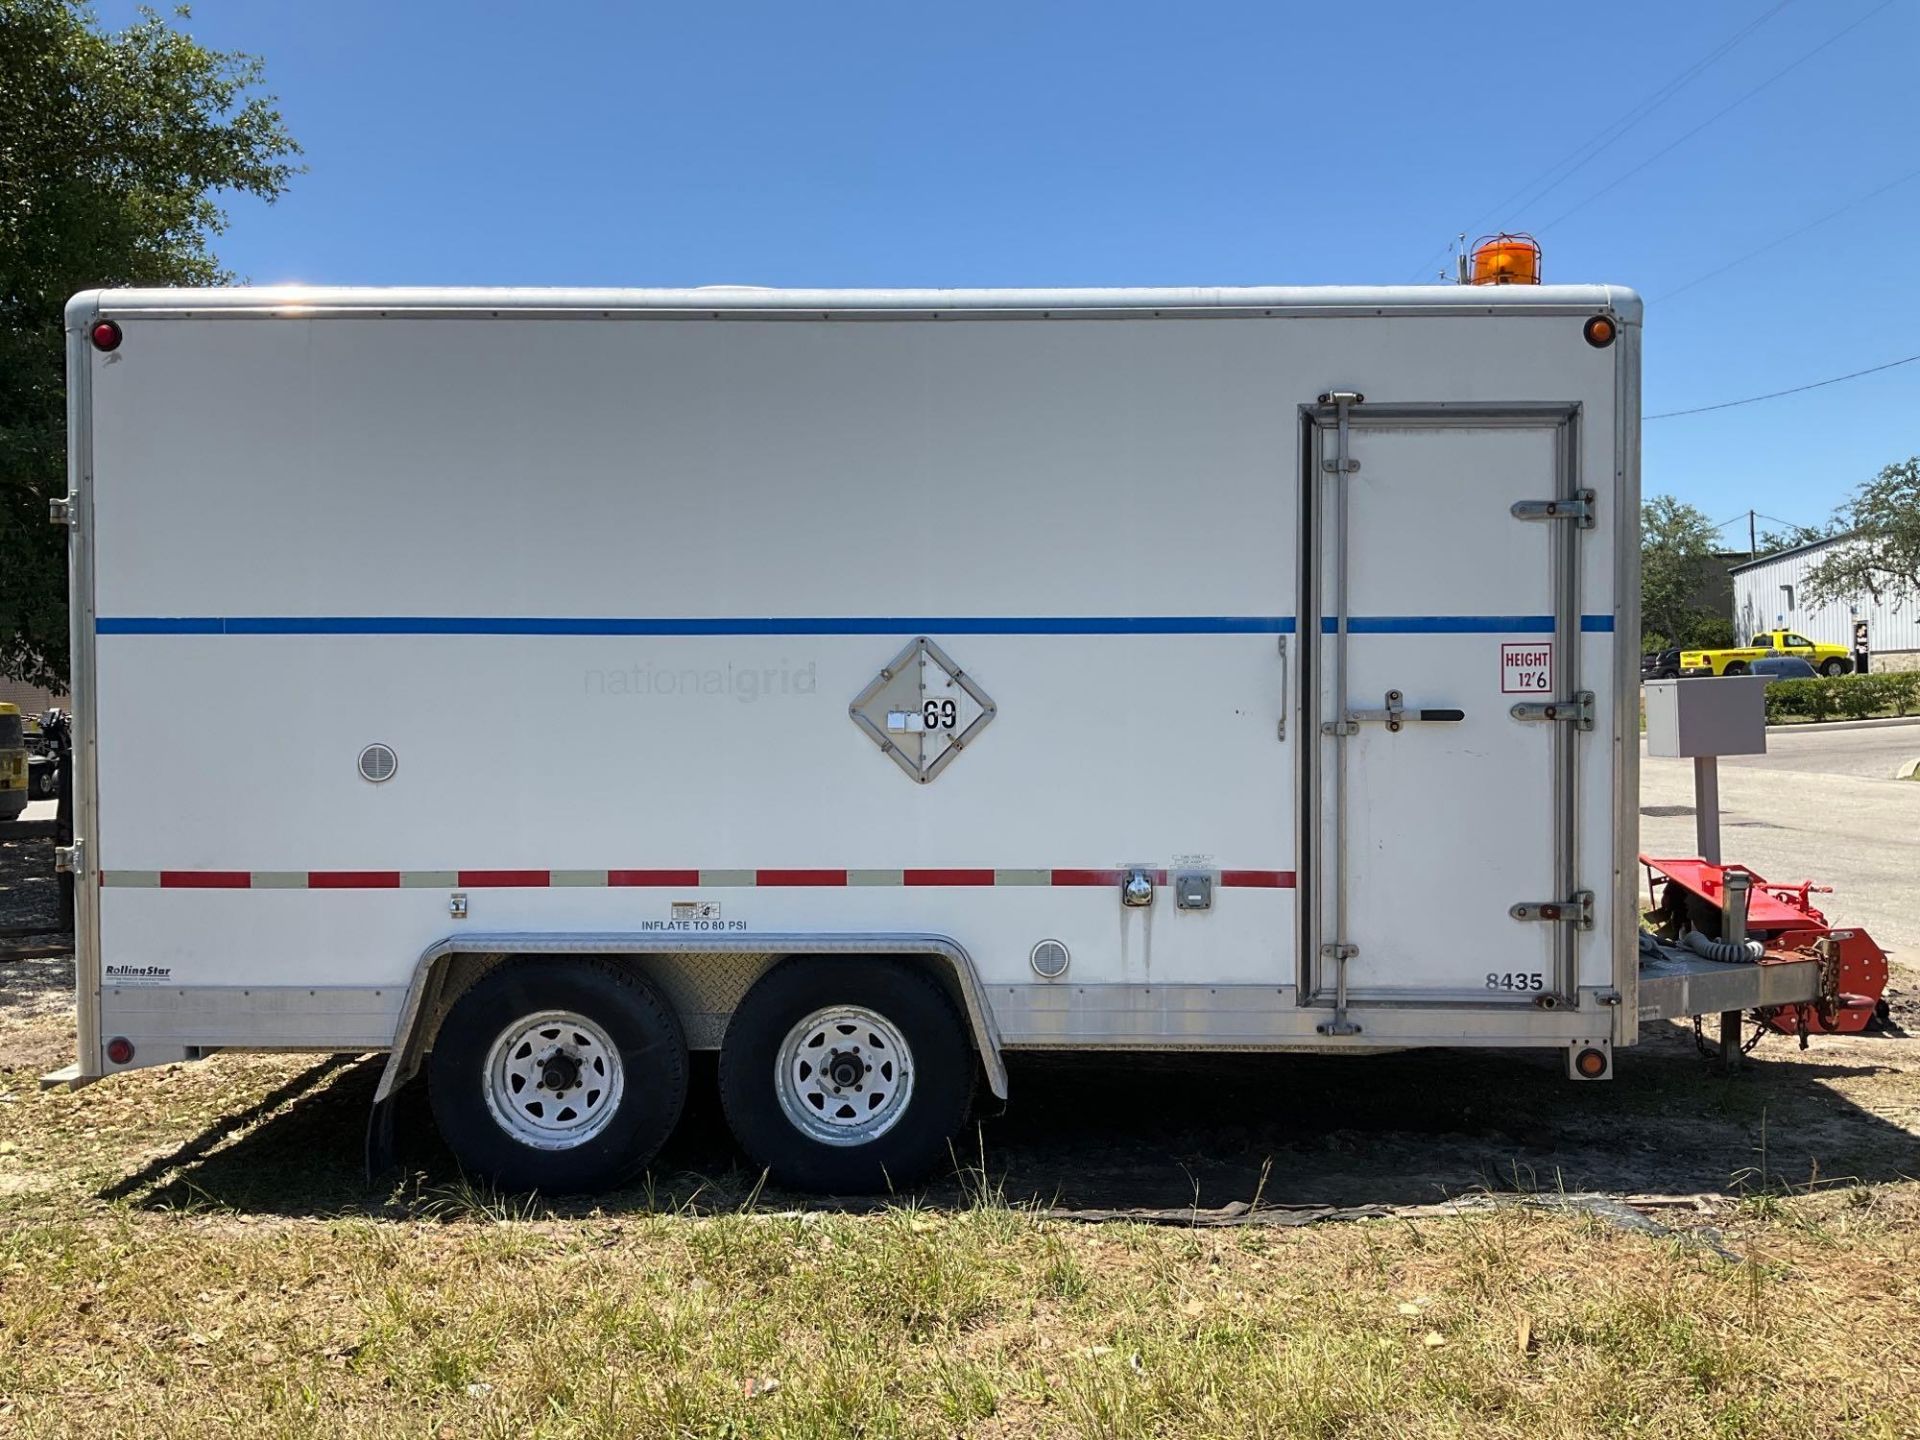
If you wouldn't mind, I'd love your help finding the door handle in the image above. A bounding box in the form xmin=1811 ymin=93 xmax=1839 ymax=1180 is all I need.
xmin=1276 ymin=635 xmax=1288 ymax=741
xmin=1323 ymin=689 xmax=1466 ymax=735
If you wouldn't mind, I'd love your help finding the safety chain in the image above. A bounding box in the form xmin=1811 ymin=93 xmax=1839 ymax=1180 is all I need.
xmin=1693 ymin=1011 xmax=1769 ymax=1060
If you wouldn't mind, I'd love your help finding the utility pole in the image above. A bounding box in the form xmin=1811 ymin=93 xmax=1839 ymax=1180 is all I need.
xmin=1749 ymin=509 xmax=1757 ymax=561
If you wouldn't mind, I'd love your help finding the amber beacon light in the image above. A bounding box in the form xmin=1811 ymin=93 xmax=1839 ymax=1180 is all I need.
xmin=1469 ymin=233 xmax=1542 ymax=286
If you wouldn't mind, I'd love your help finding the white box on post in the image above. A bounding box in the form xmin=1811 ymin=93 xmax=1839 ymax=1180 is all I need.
xmin=1644 ymin=677 xmax=1768 ymax=759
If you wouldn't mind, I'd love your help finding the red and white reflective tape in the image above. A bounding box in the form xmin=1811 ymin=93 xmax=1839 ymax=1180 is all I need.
xmin=99 ymin=866 xmax=1296 ymax=890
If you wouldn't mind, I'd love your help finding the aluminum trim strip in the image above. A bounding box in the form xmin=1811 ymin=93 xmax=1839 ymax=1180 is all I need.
xmin=77 ymin=283 xmax=1638 ymax=322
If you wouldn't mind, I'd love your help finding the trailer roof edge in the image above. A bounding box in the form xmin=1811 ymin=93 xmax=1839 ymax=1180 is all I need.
xmin=81 ymin=283 xmax=1642 ymax=321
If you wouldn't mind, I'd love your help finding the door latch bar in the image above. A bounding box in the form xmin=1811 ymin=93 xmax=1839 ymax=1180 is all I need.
xmin=1511 ymin=489 xmax=1595 ymax=528
xmin=1510 ymin=692 xmax=1594 ymax=730
xmin=1325 ymin=689 xmax=1467 ymax=736
xmin=1510 ymin=892 xmax=1593 ymax=930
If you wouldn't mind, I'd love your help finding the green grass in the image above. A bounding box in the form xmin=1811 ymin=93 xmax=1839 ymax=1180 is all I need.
xmin=4 ymin=1039 xmax=1919 ymax=1438
xmin=3 ymin=1167 xmax=1919 ymax=1436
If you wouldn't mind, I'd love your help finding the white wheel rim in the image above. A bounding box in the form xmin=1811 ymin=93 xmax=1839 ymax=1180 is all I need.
xmin=774 ymin=1005 xmax=915 ymax=1147
xmin=482 ymin=1009 xmax=624 ymax=1150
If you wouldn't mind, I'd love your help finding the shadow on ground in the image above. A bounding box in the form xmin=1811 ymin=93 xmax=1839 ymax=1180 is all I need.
xmin=109 ymin=1020 xmax=1917 ymax=1220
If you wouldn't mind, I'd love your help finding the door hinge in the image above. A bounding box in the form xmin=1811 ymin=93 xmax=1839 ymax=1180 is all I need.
xmin=53 ymin=840 xmax=83 ymax=875
xmin=1510 ymin=891 xmax=1593 ymax=930
xmin=1511 ymin=490 xmax=1595 ymax=529
xmin=1510 ymin=692 xmax=1595 ymax=730
xmin=49 ymin=496 xmax=74 ymax=527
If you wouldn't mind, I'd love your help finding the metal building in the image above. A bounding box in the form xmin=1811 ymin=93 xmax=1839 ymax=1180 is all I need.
xmin=1730 ymin=535 xmax=1920 ymax=661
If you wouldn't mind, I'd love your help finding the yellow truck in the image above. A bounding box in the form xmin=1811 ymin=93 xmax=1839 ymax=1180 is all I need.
xmin=1681 ymin=629 xmax=1854 ymax=678
xmin=0 ymin=704 xmax=27 ymax=822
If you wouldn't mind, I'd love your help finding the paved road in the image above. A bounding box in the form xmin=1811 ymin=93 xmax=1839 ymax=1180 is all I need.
xmin=1704 ymin=721 xmax=1920 ymax=780
xmin=1640 ymin=720 xmax=1920 ymax=967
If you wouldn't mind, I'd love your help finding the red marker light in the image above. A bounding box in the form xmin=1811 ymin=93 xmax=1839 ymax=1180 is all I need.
xmin=90 ymin=320 xmax=123 ymax=353
xmin=106 ymin=1036 xmax=135 ymax=1065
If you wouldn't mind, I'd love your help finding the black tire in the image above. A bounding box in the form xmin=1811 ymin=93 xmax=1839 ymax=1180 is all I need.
xmin=1723 ymin=662 xmax=1749 ymax=676
xmin=428 ymin=957 xmax=687 ymax=1194
xmin=1820 ymin=658 xmax=1850 ymax=677
xmin=1659 ymin=667 xmax=1680 ymax=680
xmin=719 ymin=957 xmax=975 ymax=1194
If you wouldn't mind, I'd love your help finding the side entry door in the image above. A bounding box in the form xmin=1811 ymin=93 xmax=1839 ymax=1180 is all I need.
xmin=1303 ymin=397 xmax=1589 ymax=1031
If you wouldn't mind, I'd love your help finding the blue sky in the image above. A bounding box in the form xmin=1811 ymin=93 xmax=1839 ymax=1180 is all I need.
xmin=98 ymin=0 xmax=1919 ymax=547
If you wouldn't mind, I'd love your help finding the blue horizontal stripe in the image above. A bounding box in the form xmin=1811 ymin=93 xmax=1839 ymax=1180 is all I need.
xmin=97 ymin=612 xmax=1617 ymax=637
xmin=98 ymin=614 xmax=1298 ymax=637
xmin=1319 ymin=615 xmax=1616 ymax=635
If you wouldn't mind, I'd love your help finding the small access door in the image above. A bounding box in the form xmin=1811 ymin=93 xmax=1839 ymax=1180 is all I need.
xmin=1303 ymin=397 xmax=1589 ymax=1032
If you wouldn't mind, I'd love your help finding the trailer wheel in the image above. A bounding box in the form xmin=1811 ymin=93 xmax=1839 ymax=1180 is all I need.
xmin=719 ymin=958 xmax=974 ymax=1194
xmin=427 ymin=958 xmax=687 ymax=1194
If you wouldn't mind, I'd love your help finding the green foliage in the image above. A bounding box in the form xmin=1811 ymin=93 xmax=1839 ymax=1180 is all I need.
xmin=1688 ymin=614 xmax=1735 ymax=649
xmin=1801 ymin=457 xmax=1920 ymax=616
xmin=1640 ymin=496 xmax=1727 ymax=650
xmin=1762 ymin=672 xmax=1920 ymax=725
xmin=0 ymin=0 xmax=300 ymax=684
xmin=1755 ymin=520 xmax=1835 ymax=556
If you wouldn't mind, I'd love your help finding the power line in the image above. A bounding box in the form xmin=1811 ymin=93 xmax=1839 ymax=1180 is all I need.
xmin=1651 ymin=164 xmax=1920 ymax=303
xmin=1488 ymin=0 xmax=1796 ymax=223
xmin=1647 ymin=353 xmax=1920 ymax=420
xmin=1399 ymin=0 xmax=1795 ymax=282
xmin=1754 ymin=511 xmax=1828 ymax=535
xmin=1537 ymin=0 xmax=1900 ymax=234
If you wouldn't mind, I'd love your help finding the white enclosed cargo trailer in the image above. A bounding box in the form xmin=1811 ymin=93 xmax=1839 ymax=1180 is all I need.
xmin=56 ymin=282 xmax=1680 ymax=1192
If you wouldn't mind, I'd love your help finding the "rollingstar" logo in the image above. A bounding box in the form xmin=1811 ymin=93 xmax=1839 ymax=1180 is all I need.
xmin=104 ymin=964 xmax=171 ymax=980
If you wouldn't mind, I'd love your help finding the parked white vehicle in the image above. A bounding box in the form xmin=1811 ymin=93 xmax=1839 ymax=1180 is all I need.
xmin=52 ymin=281 xmax=1772 ymax=1193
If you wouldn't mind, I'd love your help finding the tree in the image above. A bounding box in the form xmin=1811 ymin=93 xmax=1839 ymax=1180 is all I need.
xmin=1640 ymin=495 xmax=1722 ymax=650
xmin=1801 ymin=457 xmax=1920 ymax=613
xmin=0 ymin=1 xmax=299 ymax=686
xmin=1755 ymin=520 xmax=1834 ymax=556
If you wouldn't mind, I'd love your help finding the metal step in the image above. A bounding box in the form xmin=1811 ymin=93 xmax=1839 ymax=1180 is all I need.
xmin=38 ymin=1062 xmax=92 ymax=1092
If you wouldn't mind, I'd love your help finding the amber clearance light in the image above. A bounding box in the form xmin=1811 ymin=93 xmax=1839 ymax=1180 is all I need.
xmin=1583 ymin=314 xmax=1618 ymax=348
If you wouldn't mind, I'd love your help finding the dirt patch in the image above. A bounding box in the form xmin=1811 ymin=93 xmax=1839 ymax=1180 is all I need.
xmin=0 ymin=830 xmax=66 ymax=938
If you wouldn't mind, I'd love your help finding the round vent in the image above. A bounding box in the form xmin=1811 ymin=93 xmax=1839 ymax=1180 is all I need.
xmin=1029 ymin=939 xmax=1070 ymax=979
xmin=357 ymin=743 xmax=398 ymax=784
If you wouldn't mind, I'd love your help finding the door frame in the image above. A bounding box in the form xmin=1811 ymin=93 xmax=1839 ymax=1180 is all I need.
xmin=1296 ymin=398 xmax=1586 ymax=1023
